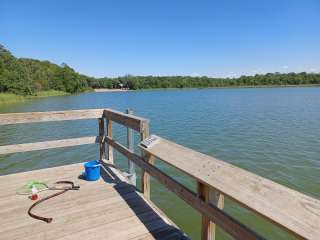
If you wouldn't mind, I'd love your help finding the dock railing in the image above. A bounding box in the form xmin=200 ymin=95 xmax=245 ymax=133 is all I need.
xmin=0 ymin=109 xmax=319 ymax=240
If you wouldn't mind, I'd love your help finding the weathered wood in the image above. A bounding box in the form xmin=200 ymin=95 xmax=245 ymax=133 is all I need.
xmin=103 ymin=108 xmax=149 ymax=132
xmin=106 ymin=119 xmax=114 ymax=164
xmin=98 ymin=118 xmax=106 ymax=161
xmin=141 ymin=153 xmax=155 ymax=199
xmin=126 ymin=109 xmax=136 ymax=186
xmin=0 ymin=163 xmax=183 ymax=240
xmin=0 ymin=109 xmax=104 ymax=125
xmin=0 ymin=108 xmax=149 ymax=129
xmin=198 ymin=182 xmax=224 ymax=240
xmin=0 ymin=136 xmax=99 ymax=155
xmin=140 ymin=123 xmax=153 ymax=199
xmin=2 ymin=108 xmax=318 ymax=240
xmin=105 ymin=136 xmax=263 ymax=240
xmin=139 ymin=136 xmax=320 ymax=240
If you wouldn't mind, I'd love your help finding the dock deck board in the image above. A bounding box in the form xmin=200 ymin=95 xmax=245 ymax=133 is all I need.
xmin=0 ymin=163 xmax=187 ymax=240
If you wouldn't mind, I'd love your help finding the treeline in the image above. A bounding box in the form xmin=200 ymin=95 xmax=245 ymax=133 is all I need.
xmin=90 ymin=72 xmax=320 ymax=90
xmin=0 ymin=45 xmax=92 ymax=95
xmin=1 ymin=44 xmax=320 ymax=95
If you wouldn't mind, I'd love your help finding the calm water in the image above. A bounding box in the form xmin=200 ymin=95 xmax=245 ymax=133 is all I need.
xmin=0 ymin=87 xmax=319 ymax=239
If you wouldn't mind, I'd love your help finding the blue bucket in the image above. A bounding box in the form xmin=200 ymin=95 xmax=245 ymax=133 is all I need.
xmin=84 ymin=160 xmax=101 ymax=181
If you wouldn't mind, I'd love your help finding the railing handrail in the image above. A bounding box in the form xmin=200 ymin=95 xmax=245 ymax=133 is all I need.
xmin=0 ymin=108 xmax=149 ymax=132
xmin=0 ymin=109 xmax=148 ymax=156
xmin=1 ymin=109 xmax=318 ymax=239
xmin=139 ymin=135 xmax=320 ymax=240
xmin=105 ymin=136 xmax=264 ymax=240
xmin=103 ymin=109 xmax=149 ymax=133
xmin=0 ymin=136 xmax=100 ymax=155
xmin=0 ymin=109 xmax=105 ymax=125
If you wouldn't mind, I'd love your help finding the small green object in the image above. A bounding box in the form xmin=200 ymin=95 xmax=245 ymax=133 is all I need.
xmin=16 ymin=181 xmax=49 ymax=195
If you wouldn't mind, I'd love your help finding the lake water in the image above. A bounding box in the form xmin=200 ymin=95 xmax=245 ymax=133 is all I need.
xmin=0 ymin=87 xmax=319 ymax=239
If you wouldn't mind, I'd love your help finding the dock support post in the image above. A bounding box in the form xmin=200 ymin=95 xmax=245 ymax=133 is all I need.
xmin=140 ymin=122 xmax=154 ymax=199
xmin=98 ymin=118 xmax=106 ymax=162
xmin=106 ymin=119 xmax=113 ymax=164
xmin=197 ymin=182 xmax=224 ymax=240
xmin=126 ymin=109 xmax=136 ymax=186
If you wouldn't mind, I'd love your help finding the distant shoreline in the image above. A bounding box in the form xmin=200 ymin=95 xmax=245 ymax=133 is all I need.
xmin=1 ymin=84 xmax=319 ymax=105
xmin=93 ymin=84 xmax=320 ymax=92
xmin=93 ymin=88 xmax=130 ymax=92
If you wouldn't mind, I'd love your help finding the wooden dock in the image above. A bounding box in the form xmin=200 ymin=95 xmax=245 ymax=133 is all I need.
xmin=0 ymin=163 xmax=186 ymax=240
xmin=0 ymin=108 xmax=319 ymax=240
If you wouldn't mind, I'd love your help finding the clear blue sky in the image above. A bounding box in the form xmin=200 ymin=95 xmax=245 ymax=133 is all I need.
xmin=1 ymin=0 xmax=319 ymax=77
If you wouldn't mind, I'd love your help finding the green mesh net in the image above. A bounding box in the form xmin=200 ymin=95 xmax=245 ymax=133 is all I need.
xmin=16 ymin=181 xmax=49 ymax=195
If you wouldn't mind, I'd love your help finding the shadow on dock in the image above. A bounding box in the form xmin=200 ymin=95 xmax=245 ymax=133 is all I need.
xmin=100 ymin=161 xmax=188 ymax=240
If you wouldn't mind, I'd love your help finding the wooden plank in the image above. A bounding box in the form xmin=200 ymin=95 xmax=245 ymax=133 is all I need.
xmin=0 ymin=136 xmax=99 ymax=154
xmin=141 ymin=153 xmax=155 ymax=199
xmin=98 ymin=118 xmax=106 ymax=161
xmin=126 ymin=109 xmax=136 ymax=186
xmin=1 ymin=189 xmax=152 ymax=240
xmin=0 ymin=163 xmax=86 ymax=188
xmin=0 ymin=186 xmax=136 ymax=232
xmin=0 ymin=162 xmax=183 ymax=240
xmin=107 ymin=119 xmax=114 ymax=163
xmin=140 ymin=123 xmax=153 ymax=199
xmin=139 ymin=136 xmax=320 ymax=240
xmin=57 ymin=212 xmax=172 ymax=240
xmin=0 ymin=183 xmax=132 ymax=216
xmin=0 ymin=109 xmax=104 ymax=125
xmin=105 ymin=137 xmax=263 ymax=240
xmin=103 ymin=108 xmax=149 ymax=132
xmin=197 ymin=182 xmax=224 ymax=240
xmin=1 ymin=191 xmax=145 ymax=236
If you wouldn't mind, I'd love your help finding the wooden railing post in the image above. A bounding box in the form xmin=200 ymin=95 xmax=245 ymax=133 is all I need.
xmin=140 ymin=122 xmax=154 ymax=199
xmin=106 ymin=119 xmax=113 ymax=164
xmin=197 ymin=182 xmax=224 ymax=240
xmin=98 ymin=118 xmax=106 ymax=162
xmin=126 ymin=109 xmax=136 ymax=186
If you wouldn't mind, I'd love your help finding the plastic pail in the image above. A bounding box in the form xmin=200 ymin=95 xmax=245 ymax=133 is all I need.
xmin=84 ymin=160 xmax=101 ymax=181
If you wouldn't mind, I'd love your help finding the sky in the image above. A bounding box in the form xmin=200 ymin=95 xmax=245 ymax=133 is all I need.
xmin=1 ymin=0 xmax=319 ymax=78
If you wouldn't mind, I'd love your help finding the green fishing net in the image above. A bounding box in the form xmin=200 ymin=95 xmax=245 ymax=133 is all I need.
xmin=16 ymin=181 xmax=49 ymax=195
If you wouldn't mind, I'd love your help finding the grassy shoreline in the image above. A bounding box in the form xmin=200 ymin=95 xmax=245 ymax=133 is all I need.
xmin=1 ymin=84 xmax=319 ymax=104
xmin=31 ymin=90 xmax=69 ymax=98
xmin=0 ymin=90 xmax=69 ymax=104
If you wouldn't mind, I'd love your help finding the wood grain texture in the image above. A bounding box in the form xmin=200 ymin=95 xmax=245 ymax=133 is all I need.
xmin=0 ymin=108 xmax=149 ymax=130
xmin=0 ymin=136 xmax=99 ymax=155
xmin=198 ymin=182 xmax=224 ymax=240
xmin=107 ymin=119 xmax=114 ymax=164
xmin=140 ymin=124 xmax=152 ymax=199
xmin=105 ymin=136 xmax=263 ymax=240
xmin=98 ymin=118 xmax=106 ymax=161
xmin=0 ymin=109 xmax=104 ymax=125
xmin=103 ymin=109 xmax=149 ymax=133
xmin=140 ymin=135 xmax=320 ymax=240
xmin=0 ymin=163 xmax=185 ymax=240
xmin=141 ymin=153 xmax=155 ymax=199
xmin=126 ymin=109 xmax=137 ymax=186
